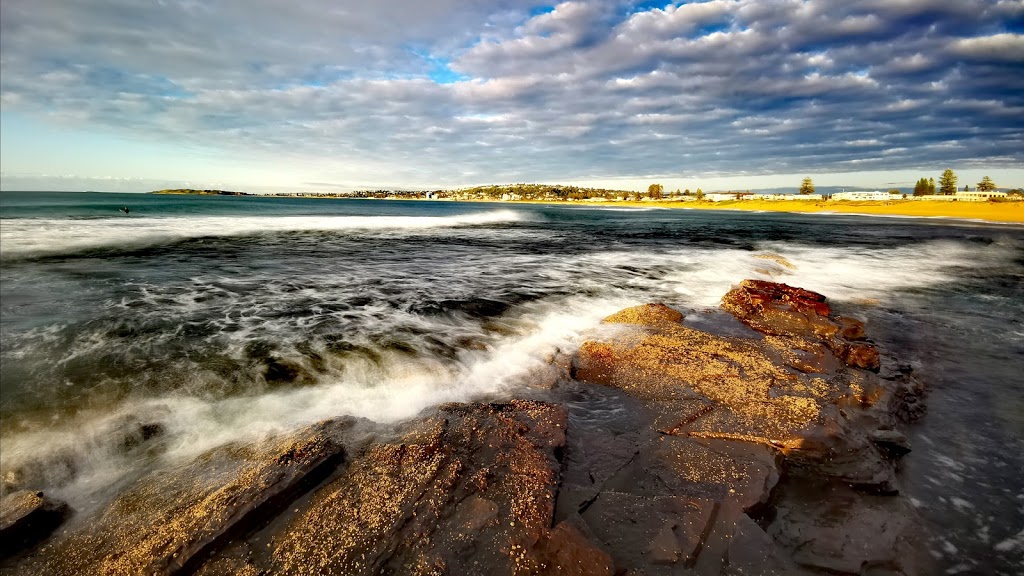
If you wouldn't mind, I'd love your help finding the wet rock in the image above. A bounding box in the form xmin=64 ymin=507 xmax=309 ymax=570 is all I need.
xmin=570 ymin=295 xmax=924 ymax=574
xmin=832 ymin=341 xmax=881 ymax=372
xmin=722 ymin=280 xmax=885 ymax=373
xmin=603 ymin=303 xmax=683 ymax=326
xmin=836 ymin=317 xmax=867 ymax=341
xmin=534 ymin=520 xmax=615 ymax=576
xmin=767 ymin=484 xmax=923 ymax=575
xmin=870 ymin=429 xmax=912 ymax=458
xmin=0 ymin=491 xmax=69 ymax=558
xmin=721 ymin=280 xmax=836 ymax=339
xmin=579 ymin=492 xmax=714 ymax=574
xmin=724 ymin=514 xmax=807 ymax=576
xmin=15 ymin=421 xmax=347 ymax=576
xmin=268 ymin=400 xmax=600 ymax=576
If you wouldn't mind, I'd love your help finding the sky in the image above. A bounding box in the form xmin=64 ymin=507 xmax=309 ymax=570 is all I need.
xmin=1 ymin=0 xmax=1022 ymax=193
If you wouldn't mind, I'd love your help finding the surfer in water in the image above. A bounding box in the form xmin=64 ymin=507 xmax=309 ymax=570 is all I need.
xmin=119 ymin=206 xmax=130 ymax=214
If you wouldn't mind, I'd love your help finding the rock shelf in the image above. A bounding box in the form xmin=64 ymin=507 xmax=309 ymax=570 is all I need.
xmin=1 ymin=281 xmax=927 ymax=575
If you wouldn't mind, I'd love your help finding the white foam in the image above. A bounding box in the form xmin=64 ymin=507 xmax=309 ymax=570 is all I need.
xmin=0 ymin=292 xmax=632 ymax=508
xmin=0 ymin=210 xmax=525 ymax=257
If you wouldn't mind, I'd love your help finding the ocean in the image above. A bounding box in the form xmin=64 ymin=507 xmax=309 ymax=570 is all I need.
xmin=1 ymin=191 xmax=1022 ymax=572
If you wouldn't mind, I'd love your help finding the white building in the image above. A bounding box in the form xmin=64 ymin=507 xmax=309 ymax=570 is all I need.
xmin=704 ymin=192 xmax=756 ymax=202
xmin=756 ymin=194 xmax=824 ymax=201
xmin=954 ymin=190 xmax=1007 ymax=202
xmin=830 ymin=191 xmax=894 ymax=201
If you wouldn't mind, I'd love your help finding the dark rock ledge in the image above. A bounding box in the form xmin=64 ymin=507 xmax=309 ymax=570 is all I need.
xmin=0 ymin=280 xmax=928 ymax=576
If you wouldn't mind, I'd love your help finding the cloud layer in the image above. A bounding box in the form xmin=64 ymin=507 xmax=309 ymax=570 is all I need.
xmin=2 ymin=0 xmax=1022 ymax=188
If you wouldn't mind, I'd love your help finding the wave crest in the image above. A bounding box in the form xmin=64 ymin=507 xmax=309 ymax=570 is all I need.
xmin=0 ymin=210 xmax=526 ymax=258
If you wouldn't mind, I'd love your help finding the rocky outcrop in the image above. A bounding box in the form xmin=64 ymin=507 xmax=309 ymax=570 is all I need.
xmin=10 ymin=421 xmax=348 ymax=576
xmin=1 ymin=282 xmax=927 ymax=576
xmin=568 ymin=282 xmax=926 ymax=574
xmin=722 ymin=279 xmax=881 ymax=371
xmin=270 ymin=400 xmax=612 ymax=576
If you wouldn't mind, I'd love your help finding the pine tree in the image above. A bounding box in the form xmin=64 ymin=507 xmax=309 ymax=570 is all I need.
xmin=928 ymin=178 xmax=936 ymax=194
xmin=977 ymin=176 xmax=996 ymax=191
xmin=939 ymin=169 xmax=958 ymax=195
xmin=696 ymin=188 xmax=705 ymax=200
xmin=913 ymin=178 xmax=930 ymax=196
xmin=799 ymin=177 xmax=815 ymax=195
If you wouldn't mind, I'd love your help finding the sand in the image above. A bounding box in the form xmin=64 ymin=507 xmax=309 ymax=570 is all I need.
xmin=527 ymin=198 xmax=1024 ymax=224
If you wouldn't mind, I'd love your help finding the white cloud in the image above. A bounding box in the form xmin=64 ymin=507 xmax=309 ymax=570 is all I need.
xmin=0 ymin=0 xmax=1021 ymax=189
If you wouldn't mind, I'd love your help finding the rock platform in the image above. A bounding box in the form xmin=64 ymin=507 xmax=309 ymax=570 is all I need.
xmin=1 ymin=280 xmax=927 ymax=575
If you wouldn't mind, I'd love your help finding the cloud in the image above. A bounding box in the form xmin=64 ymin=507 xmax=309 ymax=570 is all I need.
xmin=1 ymin=0 xmax=1021 ymax=188
xmin=951 ymin=33 xmax=1024 ymax=61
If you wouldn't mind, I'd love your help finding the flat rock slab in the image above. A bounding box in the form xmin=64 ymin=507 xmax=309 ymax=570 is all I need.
xmin=268 ymin=400 xmax=612 ymax=576
xmin=767 ymin=483 xmax=921 ymax=575
xmin=12 ymin=421 xmax=346 ymax=576
xmin=580 ymin=492 xmax=714 ymax=574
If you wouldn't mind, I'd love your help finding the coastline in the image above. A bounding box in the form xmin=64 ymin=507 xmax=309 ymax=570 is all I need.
xmin=498 ymin=198 xmax=1024 ymax=224
xmin=339 ymin=195 xmax=1024 ymax=224
xmin=140 ymin=189 xmax=1024 ymax=224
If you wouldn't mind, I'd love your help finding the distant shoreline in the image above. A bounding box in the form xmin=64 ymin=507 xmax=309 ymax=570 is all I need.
xmin=143 ymin=189 xmax=1024 ymax=223
xmin=534 ymin=198 xmax=1024 ymax=223
xmin=389 ymin=196 xmax=1024 ymax=224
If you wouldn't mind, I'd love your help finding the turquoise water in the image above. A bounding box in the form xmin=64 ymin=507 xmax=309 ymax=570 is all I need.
xmin=1 ymin=191 xmax=1022 ymax=571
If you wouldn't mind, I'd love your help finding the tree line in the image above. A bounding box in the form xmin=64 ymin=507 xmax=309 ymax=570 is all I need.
xmin=912 ymin=170 xmax=1001 ymax=196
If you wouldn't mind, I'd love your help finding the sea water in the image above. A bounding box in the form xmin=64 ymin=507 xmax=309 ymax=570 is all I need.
xmin=1 ymin=191 xmax=1022 ymax=572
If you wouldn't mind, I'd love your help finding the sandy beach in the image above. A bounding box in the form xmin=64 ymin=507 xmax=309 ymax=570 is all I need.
xmin=515 ymin=198 xmax=1024 ymax=223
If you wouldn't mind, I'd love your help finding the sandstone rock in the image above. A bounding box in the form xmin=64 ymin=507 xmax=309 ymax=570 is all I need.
xmin=0 ymin=491 xmax=69 ymax=558
xmin=570 ymin=296 xmax=923 ymax=574
xmin=602 ymin=303 xmax=683 ymax=326
xmin=268 ymin=400 xmax=601 ymax=576
xmin=832 ymin=341 xmax=881 ymax=372
xmin=721 ymin=280 xmax=836 ymax=339
xmin=534 ymin=520 xmax=615 ymax=576
xmin=767 ymin=484 xmax=923 ymax=575
xmin=15 ymin=421 xmax=346 ymax=576
xmin=722 ymin=281 xmax=886 ymax=373
xmin=836 ymin=317 xmax=867 ymax=341
xmin=579 ymin=491 xmax=714 ymax=574
xmin=724 ymin=514 xmax=808 ymax=576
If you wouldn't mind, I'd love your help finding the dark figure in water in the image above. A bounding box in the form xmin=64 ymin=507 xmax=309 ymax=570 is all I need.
xmin=119 ymin=206 xmax=130 ymax=214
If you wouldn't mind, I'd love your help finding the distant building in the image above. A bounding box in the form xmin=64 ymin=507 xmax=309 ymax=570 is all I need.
xmin=914 ymin=191 xmax=1007 ymax=202
xmin=704 ymin=192 xmax=756 ymax=202
xmin=756 ymin=194 xmax=823 ymax=201
xmin=830 ymin=191 xmax=893 ymax=201
xmin=954 ymin=190 xmax=1007 ymax=202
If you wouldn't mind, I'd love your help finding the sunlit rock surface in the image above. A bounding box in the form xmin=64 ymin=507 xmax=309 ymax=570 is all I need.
xmin=270 ymin=400 xmax=611 ymax=576
xmin=568 ymin=281 xmax=926 ymax=574
xmin=10 ymin=421 xmax=348 ymax=575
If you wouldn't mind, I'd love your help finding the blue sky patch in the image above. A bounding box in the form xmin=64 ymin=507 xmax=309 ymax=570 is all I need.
xmin=409 ymin=48 xmax=468 ymax=84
